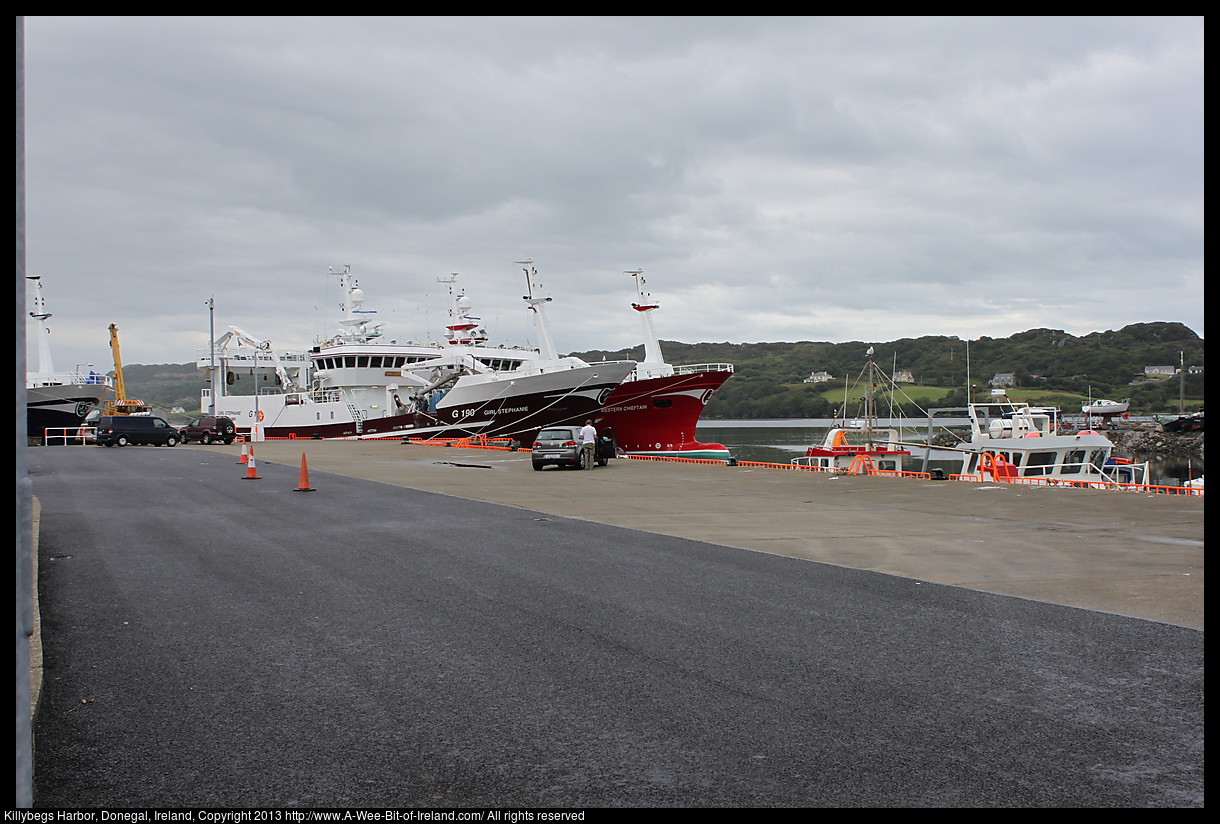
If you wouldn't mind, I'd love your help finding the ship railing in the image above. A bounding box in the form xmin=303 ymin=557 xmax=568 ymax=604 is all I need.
xmin=265 ymin=388 xmax=345 ymax=404
xmin=673 ymin=363 xmax=734 ymax=375
xmin=313 ymin=389 xmax=345 ymax=404
xmin=28 ymin=370 xmax=113 ymax=388
xmin=196 ymin=349 xmax=310 ymax=363
xmin=789 ymin=456 xmax=831 ymax=472
xmin=1011 ymin=457 xmax=1151 ymax=489
xmin=1097 ymin=459 xmax=1151 ymax=488
xmin=200 ymin=388 xmax=344 ymax=409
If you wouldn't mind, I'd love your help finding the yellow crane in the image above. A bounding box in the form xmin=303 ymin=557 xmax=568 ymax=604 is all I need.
xmin=102 ymin=323 xmax=151 ymax=415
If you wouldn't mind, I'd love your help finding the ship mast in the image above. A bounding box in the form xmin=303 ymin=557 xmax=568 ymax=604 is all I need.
xmin=438 ymin=274 xmax=488 ymax=346
xmin=626 ymin=269 xmax=665 ymax=367
xmin=330 ymin=265 xmax=383 ymax=344
xmin=865 ymin=346 xmax=876 ymax=449
xmin=27 ymin=276 xmax=55 ymax=374
xmin=517 ymin=259 xmax=559 ymax=361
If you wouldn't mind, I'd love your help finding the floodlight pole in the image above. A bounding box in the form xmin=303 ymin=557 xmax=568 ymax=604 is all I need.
xmin=207 ymin=296 xmax=216 ymax=414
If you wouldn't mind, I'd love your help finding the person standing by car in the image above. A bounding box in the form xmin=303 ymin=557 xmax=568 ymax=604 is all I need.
xmin=580 ymin=420 xmax=598 ymax=470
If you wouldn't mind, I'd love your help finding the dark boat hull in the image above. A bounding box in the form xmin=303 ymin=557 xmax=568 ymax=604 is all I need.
xmin=26 ymin=383 xmax=111 ymax=440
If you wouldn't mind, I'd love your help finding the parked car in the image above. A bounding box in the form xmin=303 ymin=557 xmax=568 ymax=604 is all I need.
xmin=531 ymin=425 xmax=615 ymax=471
xmin=94 ymin=415 xmax=182 ymax=447
xmin=180 ymin=415 xmax=237 ymax=444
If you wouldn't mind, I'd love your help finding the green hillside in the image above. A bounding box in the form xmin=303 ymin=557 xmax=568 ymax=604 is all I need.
xmin=114 ymin=362 xmax=206 ymax=422
xmin=572 ymin=322 xmax=1204 ymax=418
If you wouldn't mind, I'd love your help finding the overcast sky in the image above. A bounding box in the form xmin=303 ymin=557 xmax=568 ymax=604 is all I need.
xmin=20 ymin=16 xmax=1204 ymax=372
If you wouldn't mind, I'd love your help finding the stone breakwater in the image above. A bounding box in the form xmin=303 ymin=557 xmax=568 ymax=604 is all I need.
xmin=1108 ymin=430 xmax=1204 ymax=460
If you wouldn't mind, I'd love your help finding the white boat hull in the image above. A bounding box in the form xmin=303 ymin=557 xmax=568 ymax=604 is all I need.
xmin=1082 ymin=400 xmax=1129 ymax=415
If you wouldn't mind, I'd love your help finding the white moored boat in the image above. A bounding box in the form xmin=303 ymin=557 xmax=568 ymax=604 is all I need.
xmin=958 ymin=399 xmax=1146 ymax=485
xmin=1081 ymin=398 xmax=1129 ymax=416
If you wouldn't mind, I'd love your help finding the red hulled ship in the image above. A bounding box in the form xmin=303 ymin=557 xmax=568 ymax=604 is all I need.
xmin=593 ymin=270 xmax=733 ymax=459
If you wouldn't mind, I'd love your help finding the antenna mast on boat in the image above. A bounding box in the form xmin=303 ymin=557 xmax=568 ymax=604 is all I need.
xmin=625 ymin=268 xmax=666 ymax=367
xmin=438 ymin=273 xmax=487 ymax=346
xmin=329 ymin=264 xmax=383 ymax=344
xmin=26 ymin=275 xmax=55 ymax=374
xmin=517 ymin=259 xmax=559 ymax=361
xmin=965 ymin=338 xmax=972 ymax=406
xmin=865 ymin=346 xmax=876 ymax=449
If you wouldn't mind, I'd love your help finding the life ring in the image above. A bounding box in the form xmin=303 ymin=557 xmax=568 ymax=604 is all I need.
xmin=257 ymin=410 xmax=265 ymax=422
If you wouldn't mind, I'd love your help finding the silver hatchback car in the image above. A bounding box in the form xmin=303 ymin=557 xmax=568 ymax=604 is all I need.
xmin=531 ymin=425 xmax=613 ymax=471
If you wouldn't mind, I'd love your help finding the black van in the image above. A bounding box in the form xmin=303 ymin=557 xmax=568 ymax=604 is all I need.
xmin=94 ymin=415 xmax=182 ymax=447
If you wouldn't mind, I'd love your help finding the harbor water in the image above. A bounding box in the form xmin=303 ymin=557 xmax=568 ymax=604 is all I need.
xmin=696 ymin=419 xmax=1204 ymax=487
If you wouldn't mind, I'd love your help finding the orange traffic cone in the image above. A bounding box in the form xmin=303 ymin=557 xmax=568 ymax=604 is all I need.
xmin=237 ymin=438 xmax=249 ymax=464
xmin=293 ymin=452 xmax=315 ymax=492
xmin=242 ymin=446 xmax=261 ymax=480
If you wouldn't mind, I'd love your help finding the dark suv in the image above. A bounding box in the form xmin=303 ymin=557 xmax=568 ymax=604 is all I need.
xmin=531 ymin=425 xmax=615 ymax=471
xmin=94 ymin=415 xmax=182 ymax=447
xmin=180 ymin=415 xmax=237 ymax=444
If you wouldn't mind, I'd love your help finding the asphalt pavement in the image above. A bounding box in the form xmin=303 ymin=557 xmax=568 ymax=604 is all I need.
xmin=27 ymin=444 xmax=1204 ymax=807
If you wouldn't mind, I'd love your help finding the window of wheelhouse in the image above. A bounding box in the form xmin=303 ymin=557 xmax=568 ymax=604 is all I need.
xmin=1062 ymin=449 xmax=1087 ymax=474
xmin=1025 ymin=451 xmax=1057 ymax=476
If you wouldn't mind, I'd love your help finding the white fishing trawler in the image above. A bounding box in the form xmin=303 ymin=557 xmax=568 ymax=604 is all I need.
xmin=199 ymin=264 xmax=635 ymax=443
xmin=25 ymin=276 xmax=113 ymax=439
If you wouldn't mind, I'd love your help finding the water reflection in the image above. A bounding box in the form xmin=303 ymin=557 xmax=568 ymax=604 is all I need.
xmin=697 ymin=420 xmax=1204 ymax=487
